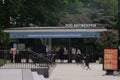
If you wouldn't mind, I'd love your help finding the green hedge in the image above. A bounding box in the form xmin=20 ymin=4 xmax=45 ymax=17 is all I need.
xmin=0 ymin=59 xmax=6 ymax=66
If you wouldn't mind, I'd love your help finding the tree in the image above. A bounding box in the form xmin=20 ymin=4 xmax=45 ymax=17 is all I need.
xmin=94 ymin=0 xmax=118 ymax=16
xmin=89 ymin=9 xmax=117 ymax=29
xmin=0 ymin=0 xmax=4 ymax=27
xmin=58 ymin=14 xmax=92 ymax=25
xmin=13 ymin=0 xmax=72 ymax=26
xmin=95 ymin=31 xmax=118 ymax=52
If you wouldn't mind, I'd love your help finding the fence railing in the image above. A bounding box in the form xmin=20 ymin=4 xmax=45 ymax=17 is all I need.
xmin=0 ymin=50 xmax=55 ymax=78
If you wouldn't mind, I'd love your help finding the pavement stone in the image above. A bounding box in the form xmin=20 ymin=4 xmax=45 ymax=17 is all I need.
xmin=49 ymin=63 xmax=120 ymax=80
xmin=0 ymin=69 xmax=22 ymax=80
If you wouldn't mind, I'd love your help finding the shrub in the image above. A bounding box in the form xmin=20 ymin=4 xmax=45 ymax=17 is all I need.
xmin=0 ymin=59 xmax=6 ymax=66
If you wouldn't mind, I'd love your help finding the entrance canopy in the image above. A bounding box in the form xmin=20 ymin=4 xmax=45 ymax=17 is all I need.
xmin=4 ymin=26 xmax=107 ymax=38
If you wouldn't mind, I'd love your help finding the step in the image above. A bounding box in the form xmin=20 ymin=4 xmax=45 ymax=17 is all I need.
xmin=31 ymin=68 xmax=49 ymax=78
xmin=32 ymin=72 xmax=49 ymax=80
xmin=22 ymin=69 xmax=34 ymax=80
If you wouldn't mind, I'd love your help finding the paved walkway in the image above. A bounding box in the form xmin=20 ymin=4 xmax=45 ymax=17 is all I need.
xmin=49 ymin=63 xmax=120 ymax=80
xmin=0 ymin=63 xmax=119 ymax=80
xmin=0 ymin=69 xmax=45 ymax=80
xmin=0 ymin=69 xmax=22 ymax=80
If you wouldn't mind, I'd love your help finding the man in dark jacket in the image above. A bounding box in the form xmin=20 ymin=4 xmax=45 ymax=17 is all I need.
xmin=83 ymin=54 xmax=91 ymax=70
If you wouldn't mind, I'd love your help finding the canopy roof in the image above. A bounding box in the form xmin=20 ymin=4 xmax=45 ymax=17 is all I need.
xmin=4 ymin=26 xmax=107 ymax=38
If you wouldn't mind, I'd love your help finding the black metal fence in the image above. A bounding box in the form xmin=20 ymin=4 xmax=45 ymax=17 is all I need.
xmin=0 ymin=50 xmax=55 ymax=78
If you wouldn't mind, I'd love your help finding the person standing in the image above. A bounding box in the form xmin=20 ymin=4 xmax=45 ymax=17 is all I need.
xmin=59 ymin=47 xmax=64 ymax=63
xmin=33 ymin=39 xmax=46 ymax=56
xmin=83 ymin=54 xmax=91 ymax=70
xmin=75 ymin=49 xmax=81 ymax=64
xmin=32 ymin=39 xmax=47 ymax=64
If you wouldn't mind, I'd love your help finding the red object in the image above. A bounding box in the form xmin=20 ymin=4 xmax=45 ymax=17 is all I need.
xmin=104 ymin=49 xmax=118 ymax=70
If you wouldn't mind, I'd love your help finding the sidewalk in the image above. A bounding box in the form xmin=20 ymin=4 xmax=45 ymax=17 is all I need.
xmin=0 ymin=69 xmax=22 ymax=80
xmin=49 ymin=63 xmax=120 ymax=80
xmin=0 ymin=69 xmax=34 ymax=80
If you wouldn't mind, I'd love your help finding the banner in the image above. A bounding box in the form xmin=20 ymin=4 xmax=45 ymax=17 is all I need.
xmin=103 ymin=49 xmax=118 ymax=70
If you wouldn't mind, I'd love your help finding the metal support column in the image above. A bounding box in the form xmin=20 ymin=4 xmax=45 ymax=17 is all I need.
xmin=48 ymin=38 xmax=52 ymax=50
xmin=68 ymin=38 xmax=72 ymax=63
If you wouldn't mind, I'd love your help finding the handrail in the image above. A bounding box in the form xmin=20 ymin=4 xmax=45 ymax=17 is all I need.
xmin=0 ymin=49 xmax=55 ymax=64
xmin=29 ymin=50 xmax=54 ymax=64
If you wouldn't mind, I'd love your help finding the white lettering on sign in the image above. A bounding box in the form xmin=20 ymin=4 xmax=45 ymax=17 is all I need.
xmin=65 ymin=24 xmax=96 ymax=28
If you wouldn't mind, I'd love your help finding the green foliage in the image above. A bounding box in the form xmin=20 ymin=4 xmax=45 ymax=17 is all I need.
xmin=2 ymin=0 xmax=118 ymax=27
xmin=0 ymin=59 xmax=6 ymax=66
xmin=96 ymin=31 xmax=118 ymax=52
xmin=0 ymin=1 xmax=4 ymax=26
xmin=9 ymin=0 xmax=72 ymax=26
xmin=66 ymin=0 xmax=84 ymax=14
xmin=10 ymin=0 xmax=24 ymax=14
xmin=88 ymin=9 xmax=117 ymax=28
xmin=93 ymin=0 xmax=118 ymax=16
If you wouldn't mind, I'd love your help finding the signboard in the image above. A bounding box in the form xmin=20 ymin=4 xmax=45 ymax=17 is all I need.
xmin=103 ymin=49 xmax=118 ymax=70
xmin=65 ymin=24 xmax=96 ymax=28
xmin=9 ymin=32 xmax=100 ymax=38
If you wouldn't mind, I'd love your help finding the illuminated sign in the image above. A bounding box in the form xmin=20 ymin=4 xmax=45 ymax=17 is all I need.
xmin=103 ymin=49 xmax=118 ymax=70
